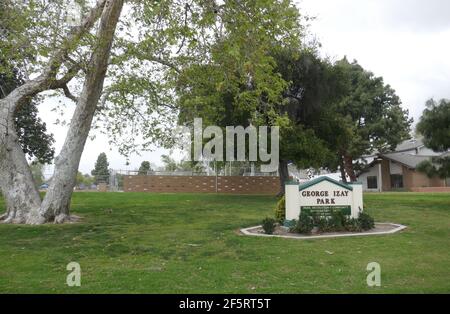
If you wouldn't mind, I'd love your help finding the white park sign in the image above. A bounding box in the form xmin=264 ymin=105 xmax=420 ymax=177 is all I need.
xmin=285 ymin=177 xmax=363 ymax=220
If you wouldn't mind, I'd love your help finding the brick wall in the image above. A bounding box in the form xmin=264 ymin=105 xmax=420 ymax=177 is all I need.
xmin=123 ymin=175 xmax=280 ymax=195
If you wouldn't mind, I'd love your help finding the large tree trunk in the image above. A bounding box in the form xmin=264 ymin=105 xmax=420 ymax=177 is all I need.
xmin=343 ymin=154 xmax=357 ymax=182
xmin=40 ymin=0 xmax=124 ymax=223
xmin=277 ymin=159 xmax=289 ymax=196
xmin=0 ymin=102 xmax=42 ymax=223
xmin=0 ymin=0 xmax=120 ymax=224
xmin=0 ymin=77 xmax=57 ymax=223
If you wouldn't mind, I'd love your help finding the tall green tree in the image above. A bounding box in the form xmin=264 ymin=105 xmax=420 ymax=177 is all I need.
xmin=76 ymin=172 xmax=94 ymax=187
xmin=417 ymin=99 xmax=450 ymax=152
xmin=328 ymin=58 xmax=412 ymax=181
xmin=177 ymin=46 xmax=341 ymax=194
xmin=416 ymin=99 xmax=450 ymax=179
xmin=174 ymin=3 xmax=305 ymax=195
xmin=138 ymin=161 xmax=152 ymax=175
xmin=91 ymin=153 xmax=110 ymax=183
xmin=160 ymin=154 xmax=178 ymax=172
xmin=272 ymin=48 xmax=343 ymax=192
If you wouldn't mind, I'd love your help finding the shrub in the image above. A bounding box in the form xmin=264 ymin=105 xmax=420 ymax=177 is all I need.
xmin=262 ymin=217 xmax=276 ymax=234
xmin=345 ymin=218 xmax=362 ymax=232
xmin=283 ymin=219 xmax=296 ymax=229
xmin=274 ymin=196 xmax=285 ymax=222
xmin=329 ymin=210 xmax=346 ymax=231
xmin=315 ymin=216 xmax=331 ymax=233
xmin=358 ymin=212 xmax=375 ymax=230
xmin=289 ymin=210 xmax=375 ymax=234
xmin=292 ymin=212 xmax=314 ymax=234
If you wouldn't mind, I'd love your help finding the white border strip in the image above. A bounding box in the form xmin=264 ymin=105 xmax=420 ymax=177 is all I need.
xmin=240 ymin=223 xmax=407 ymax=240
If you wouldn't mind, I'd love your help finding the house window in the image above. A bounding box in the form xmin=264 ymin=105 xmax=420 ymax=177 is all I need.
xmin=367 ymin=176 xmax=378 ymax=189
xmin=390 ymin=174 xmax=404 ymax=188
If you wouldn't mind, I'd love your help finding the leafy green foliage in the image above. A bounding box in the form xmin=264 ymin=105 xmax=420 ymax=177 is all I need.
xmin=0 ymin=62 xmax=55 ymax=164
xmin=262 ymin=217 xmax=276 ymax=235
xmin=14 ymin=102 xmax=55 ymax=164
xmin=274 ymin=195 xmax=286 ymax=222
xmin=279 ymin=122 xmax=334 ymax=170
xmin=416 ymin=99 xmax=450 ymax=179
xmin=358 ymin=211 xmax=375 ymax=231
xmin=91 ymin=153 xmax=110 ymax=183
xmin=329 ymin=210 xmax=346 ymax=231
xmin=100 ymin=0 xmax=303 ymax=158
xmin=324 ymin=58 xmax=413 ymax=179
xmin=161 ymin=154 xmax=178 ymax=172
xmin=417 ymin=157 xmax=450 ymax=179
xmin=312 ymin=211 xmax=346 ymax=233
xmin=291 ymin=212 xmax=314 ymax=234
xmin=345 ymin=218 xmax=362 ymax=232
xmin=313 ymin=216 xmax=331 ymax=233
xmin=416 ymin=99 xmax=450 ymax=152
xmin=138 ymin=161 xmax=152 ymax=175
xmin=291 ymin=210 xmax=375 ymax=234
xmin=76 ymin=172 xmax=95 ymax=187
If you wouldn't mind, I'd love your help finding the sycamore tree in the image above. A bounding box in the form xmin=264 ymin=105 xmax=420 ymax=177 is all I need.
xmin=327 ymin=58 xmax=412 ymax=181
xmin=0 ymin=0 xmax=125 ymax=224
xmin=1 ymin=0 xmax=303 ymax=224
xmin=416 ymin=99 xmax=450 ymax=179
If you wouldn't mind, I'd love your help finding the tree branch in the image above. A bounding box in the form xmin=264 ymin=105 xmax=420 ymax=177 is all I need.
xmin=111 ymin=51 xmax=181 ymax=73
xmin=2 ymin=0 xmax=107 ymax=107
xmin=44 ymin=0 xmax=108 ymax=78
xmin=62 ymin=84 xmax=78 ymax=103
xmin=49 ymin=63 xmax=82 ymax=89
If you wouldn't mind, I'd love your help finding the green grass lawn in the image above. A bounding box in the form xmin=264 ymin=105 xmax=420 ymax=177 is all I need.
xmin=0 ymin=192 xmax=449 ymax=293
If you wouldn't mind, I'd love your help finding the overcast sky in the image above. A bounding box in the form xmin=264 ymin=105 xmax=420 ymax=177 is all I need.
xmin=38 ymin=0 xmax=450 ymax=175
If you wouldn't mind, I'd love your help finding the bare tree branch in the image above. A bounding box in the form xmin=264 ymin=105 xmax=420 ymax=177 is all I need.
xmin=62 ymin=84 xmax=78 ymax=102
